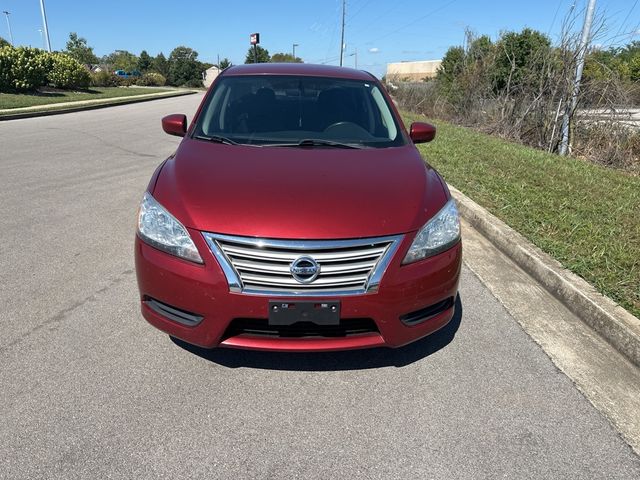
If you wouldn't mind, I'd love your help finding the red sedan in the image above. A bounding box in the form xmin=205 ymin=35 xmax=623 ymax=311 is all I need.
xmin=135 ymin=63 xmax=461 ymax=352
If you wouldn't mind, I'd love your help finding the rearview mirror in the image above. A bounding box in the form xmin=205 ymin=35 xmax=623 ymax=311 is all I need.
xmin=162 ymin=114 xmax=187 ymax=137
xmin=409 ymin=122 xmax=436 ymax=144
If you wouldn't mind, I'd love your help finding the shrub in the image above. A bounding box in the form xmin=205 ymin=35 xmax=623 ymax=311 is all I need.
xmin=90 ymin=70 xmax=122 ymax=87
xmin=0 ymin=46 xmax=49 ymax=92
xmin=136 ymin=72 xmax=166 ymax=86
xmin=0 ymin=46 xmax=13 ymax=91
xmin=182 ymin=78 xmax=203 ymax=88
xmin=47 ymin=52 xmax=90 ymax=89
xmin=118 ymin=77 xmax=136 ymax=87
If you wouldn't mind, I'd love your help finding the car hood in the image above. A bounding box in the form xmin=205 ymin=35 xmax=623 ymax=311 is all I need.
xmin=152 ymin=140 xmax=448 ymax=239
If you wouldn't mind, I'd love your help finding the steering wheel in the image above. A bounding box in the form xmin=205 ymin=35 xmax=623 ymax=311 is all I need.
xmin=324 ymin=121 xmax=353 ymax=131
xmin=323 ymin=121 xmax=371 ymax=137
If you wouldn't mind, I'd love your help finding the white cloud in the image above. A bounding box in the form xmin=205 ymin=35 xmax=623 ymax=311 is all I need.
xmin=369 ymin=47 xmax=380 ymax=53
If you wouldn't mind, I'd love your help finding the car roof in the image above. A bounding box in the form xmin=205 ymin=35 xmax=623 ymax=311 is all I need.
xmin=222 ymin=63 xmax=375 ymax=81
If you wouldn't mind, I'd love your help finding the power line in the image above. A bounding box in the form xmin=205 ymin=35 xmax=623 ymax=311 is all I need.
xmin=325 ymin=6 xmax=340 ymax=61
xmin=366 ymin=0 xmax=458 ymax=44
xmin=598 ymin=19 xmax=640 ymax=47
xmin=613 ymin=0 xmax=639 ymax=39
xmin=547 ymin=0 xmax=565 ymax=35
xmin=347 ymin=0 xmax=410 ymax=39
xmin=347 ymin=0 xmax=376 ymax=23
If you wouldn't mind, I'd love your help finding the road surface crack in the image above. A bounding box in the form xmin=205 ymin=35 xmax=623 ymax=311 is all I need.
xmin=0 ymin=269 xmax=135 ymax=353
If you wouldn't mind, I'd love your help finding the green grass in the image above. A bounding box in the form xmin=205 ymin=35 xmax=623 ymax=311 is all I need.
xmin=0 ymin=87 xmax=170 ymax=110
xmin=402 ymin=112 xmax=640 ymax=319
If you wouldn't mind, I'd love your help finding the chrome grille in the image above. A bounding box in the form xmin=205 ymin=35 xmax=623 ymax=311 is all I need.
xmin=202 ymin=233 xmax=403 ymax=296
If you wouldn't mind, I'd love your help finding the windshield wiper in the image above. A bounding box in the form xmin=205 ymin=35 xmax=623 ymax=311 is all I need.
xmin=194 ymin=134 xmax=239 ymax=146
xmin=270 ymin=139 xmax=365 ymax=149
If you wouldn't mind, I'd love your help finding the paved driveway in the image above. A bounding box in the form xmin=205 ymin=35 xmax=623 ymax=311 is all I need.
xmin=1 ymin=96 xmax=638 ymax=479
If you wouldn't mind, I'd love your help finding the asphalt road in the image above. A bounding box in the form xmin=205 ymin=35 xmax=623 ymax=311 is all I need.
xmin=1 ymin=96 xmax=638 ymax=479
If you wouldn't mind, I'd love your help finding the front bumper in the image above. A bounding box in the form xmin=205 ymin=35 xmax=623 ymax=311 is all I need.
xmin=135 ymin=230 xmax=462 ymax=352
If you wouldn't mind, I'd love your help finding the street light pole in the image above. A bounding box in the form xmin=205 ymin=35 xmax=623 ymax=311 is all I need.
xmin=559 ymin=0 xmax=596 ymax=155
xmin=347 ymin=48 xmax=358 ymax=69
xmin=39 ymin=0 xmax=52 ymax=52
xmin=2 ymin=11 xmax=13 ymax=46
xmin=292 ymin=43 xmax=299 ymax=59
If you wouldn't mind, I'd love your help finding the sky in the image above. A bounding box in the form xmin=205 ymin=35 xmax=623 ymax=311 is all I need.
xmin=1 ymin=0 xmax=638 ymax=77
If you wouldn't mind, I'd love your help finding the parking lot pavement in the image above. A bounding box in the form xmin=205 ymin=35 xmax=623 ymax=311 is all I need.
xmin=1 ymin=96 xmax=639 ymax=479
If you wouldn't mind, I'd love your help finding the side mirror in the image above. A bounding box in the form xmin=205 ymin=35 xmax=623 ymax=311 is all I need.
xmin=162 ymin=114 xmax=187 ymax=137
xmin=409 ymin=122 xmax=436 ymax=144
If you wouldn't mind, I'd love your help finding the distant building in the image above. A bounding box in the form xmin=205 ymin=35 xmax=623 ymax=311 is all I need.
xmin=386 ymin=60 xmax=442 ymax=82
xmin=204 ymin=66 xmax=221 ymax=88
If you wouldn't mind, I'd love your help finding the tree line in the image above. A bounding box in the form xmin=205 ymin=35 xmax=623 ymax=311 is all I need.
xmin=63 ymin=32 xmax=231 ymax=88
xmin=64 ymin=33 xmax=304 ymax=87
xmin=392 ymin=25 xmax=640 ymax=171
xmin=0 ymin=31 xmax=306 ymax=93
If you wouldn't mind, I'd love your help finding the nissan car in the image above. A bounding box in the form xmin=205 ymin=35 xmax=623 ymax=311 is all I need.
xmin=135 ymin=63 xmax=462 ymax=352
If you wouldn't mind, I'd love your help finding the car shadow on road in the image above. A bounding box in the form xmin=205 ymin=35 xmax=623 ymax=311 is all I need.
xmin=171 ymin=295 xmax=463 ymax=371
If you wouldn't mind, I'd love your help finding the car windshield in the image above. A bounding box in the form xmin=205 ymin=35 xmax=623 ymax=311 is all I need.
xmin=193 ymin=75 xmax=405 ymax=148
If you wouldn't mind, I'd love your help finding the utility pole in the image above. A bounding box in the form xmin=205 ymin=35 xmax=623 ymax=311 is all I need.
xmin=559 ymin=0 xmax=596 ymax=156
xmin=2 ymin=11 xmax=13 ymax=46
xmin=339 ymin=0 xmax=346 ymax=66
xmin=39 ymin=0 xmax=52 ymax=52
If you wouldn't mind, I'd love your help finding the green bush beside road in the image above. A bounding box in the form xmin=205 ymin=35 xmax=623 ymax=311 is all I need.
xmin=137 ymin=72 xmax=167 ymax=86
xmin=89 ymin=70 xmax=123 ymax=87
xmin=0 ymin=46 xmax=50 ymax=92
xmin=0 ymin=46 xmax=90 ymax=92
xmin=47 ymin=52 xmax=91 ymax=89
xmin=403 ymin=112 xmax=640 ymax=318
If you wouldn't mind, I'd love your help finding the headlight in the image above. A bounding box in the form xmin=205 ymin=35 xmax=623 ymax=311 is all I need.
xmin=137 ymin=192 xmax=203 ymax=263
xmin=403 ymin=199 xmax=460 ymax=264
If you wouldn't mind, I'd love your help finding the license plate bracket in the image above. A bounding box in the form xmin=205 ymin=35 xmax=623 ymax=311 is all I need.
xmin=268 ymin=301 xmax=340 ymax=326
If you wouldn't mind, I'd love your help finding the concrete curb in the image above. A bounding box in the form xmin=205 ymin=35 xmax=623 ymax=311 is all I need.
xmin=450 ymin=185 xmax=640 ymax=368
xmin=0 ymin=90 xmax=197 ymax=121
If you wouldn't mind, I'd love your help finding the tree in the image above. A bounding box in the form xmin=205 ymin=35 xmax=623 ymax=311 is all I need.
xmin=138 ymin=50 xmax=152 ymax=72
xmin=467 ymin=35 xmax=494 ymax=63
xmin=270 ymin=52 xmax=303 ymax=63
xmin=0 ymin=36 xmax=10 ymax=48
xmin=492 ymin=28 xmax=551 ymax=93
xmin=245 ymin=45 xmax=270 ymax=64
xmin=103 ymin=50 xmax=139 ymax=72
xmin=152 ymin=52 xmax=170 ymax=77
xmin=584 ymin=48 xmax=617 ymax=82
xmin=168 ymin=46 xmax=201 ymax=86
xmin=218 ymin=57 xmax=232 ymax=70
xmin=437 ymin=46 xmax=465 ymax=84
xmin=65 ymin=32 xmax=98 ymax=64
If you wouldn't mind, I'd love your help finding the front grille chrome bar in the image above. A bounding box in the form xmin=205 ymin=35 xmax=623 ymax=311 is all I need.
xmin=202 ymin=233 xmax=403 ymax=296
